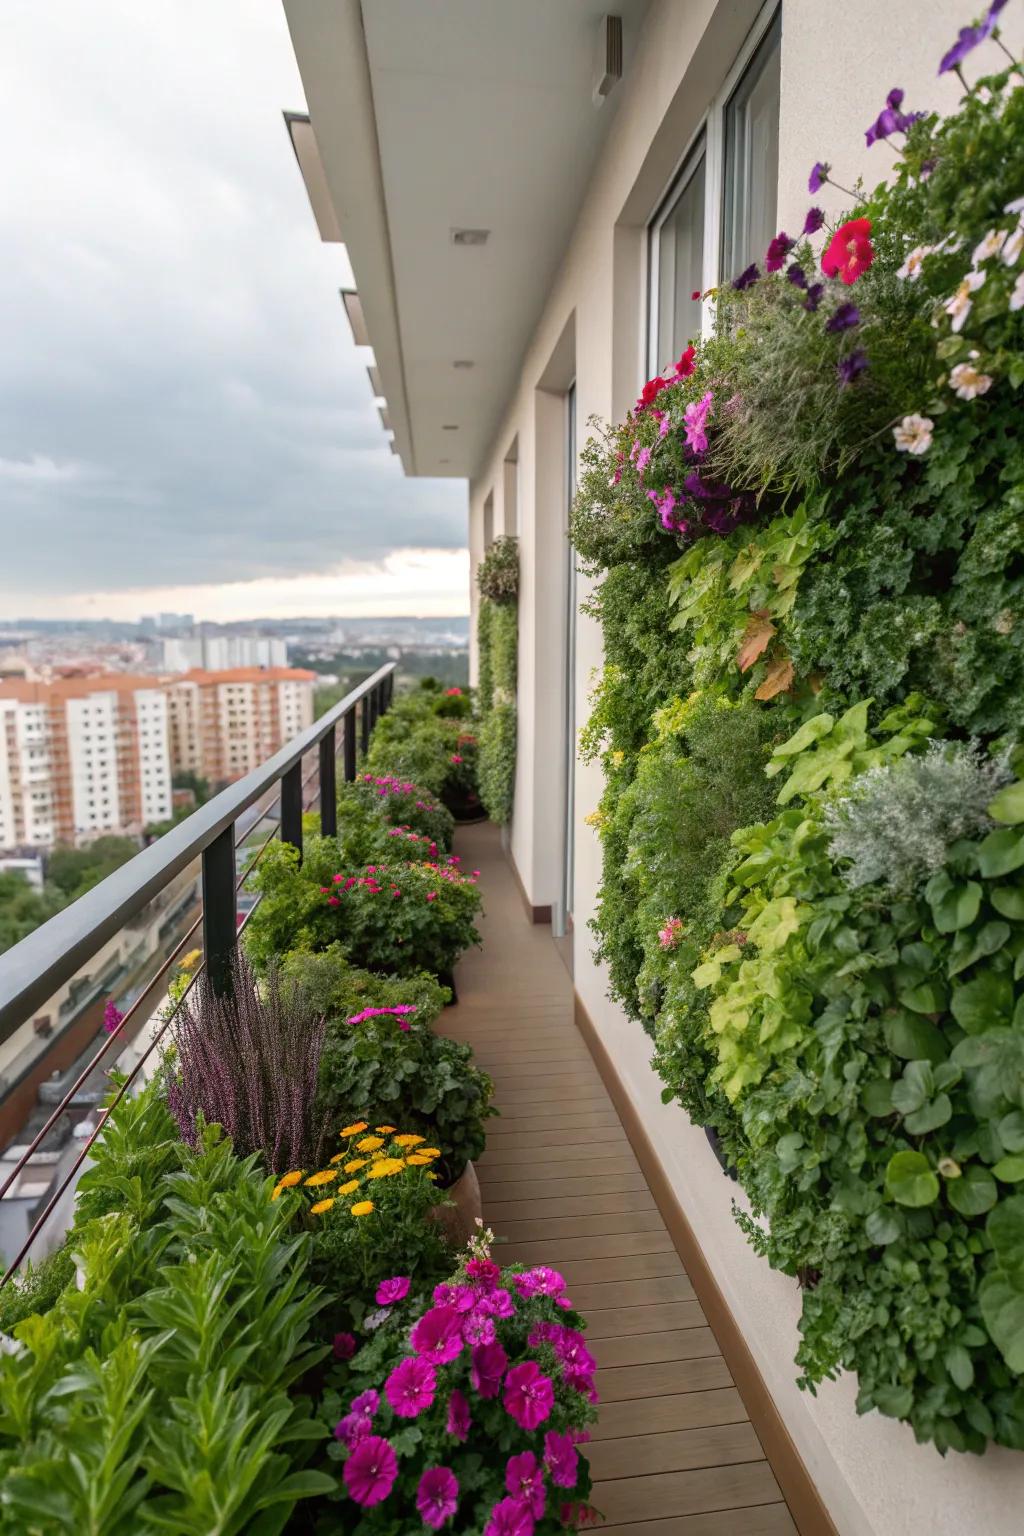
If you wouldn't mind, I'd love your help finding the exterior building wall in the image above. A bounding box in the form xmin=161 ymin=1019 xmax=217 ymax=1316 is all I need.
xmin=164 ymin=669 xmax=316 ymax=787
xmin=466 ymin=2 xmax=1024 ymax=1532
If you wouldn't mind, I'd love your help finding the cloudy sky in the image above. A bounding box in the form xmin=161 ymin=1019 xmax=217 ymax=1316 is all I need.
xmin=0 ymin=1 xmax=468 ymax=622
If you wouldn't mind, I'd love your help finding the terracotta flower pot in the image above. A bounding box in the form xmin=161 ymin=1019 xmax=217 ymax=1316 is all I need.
xmin=431 ymin=1159 xmax=482 ymax=1248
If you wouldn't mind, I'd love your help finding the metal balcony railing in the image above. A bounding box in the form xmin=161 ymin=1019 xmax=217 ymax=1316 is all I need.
xmin=0 ymin=663 xmax=395 ymax=1285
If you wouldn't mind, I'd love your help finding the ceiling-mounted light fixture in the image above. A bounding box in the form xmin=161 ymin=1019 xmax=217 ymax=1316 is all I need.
xmin=450 ymin=228 xmax=490 ymax=247
xmin=340 ymin=289 xmax=369 ymax=346
xmin=452 ymin=359 xmax=475 ymax=370
xmin=593 ymin=15 xmax=623 ymax=104
xmin=442 ymin=424 xmax=459 ymax=431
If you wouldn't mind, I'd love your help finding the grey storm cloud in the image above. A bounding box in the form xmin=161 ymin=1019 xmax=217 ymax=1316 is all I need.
xmin=0 ymin=0 xmax=466 ymax=603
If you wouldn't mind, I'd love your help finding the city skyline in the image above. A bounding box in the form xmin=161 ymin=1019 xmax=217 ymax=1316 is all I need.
xmin=0 ymin=2 xmax=467 ymax=621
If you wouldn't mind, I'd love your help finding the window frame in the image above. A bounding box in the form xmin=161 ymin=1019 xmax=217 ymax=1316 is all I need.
xmin=646 ymin=0 xmax=781 ymax=375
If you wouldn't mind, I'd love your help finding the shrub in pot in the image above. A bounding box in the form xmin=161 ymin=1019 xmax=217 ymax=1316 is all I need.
xmin=281 ymin=943 xmax=451 ymax=1028
xmin=316 ymin=1006 xmax=495 ymax=1188
xmin=320 ymin=1235 xmax=599 ymax=1533
xmin=345 ymin=776 xmax=455 ymax=851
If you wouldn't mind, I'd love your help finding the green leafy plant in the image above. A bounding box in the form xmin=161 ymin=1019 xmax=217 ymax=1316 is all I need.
xmin=476 ymin=535 xmax=519 ymax=602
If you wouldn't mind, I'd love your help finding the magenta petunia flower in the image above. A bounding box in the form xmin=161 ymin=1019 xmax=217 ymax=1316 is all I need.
xmin=417 ymin=1466 xmax=460 ymax=1530
xmin=375 ymin=1275 xmax=411 ymax=1307
xmin=333 ymin=1331 xmax=356 ymax=1361
xmin=471 ymin=1339 xmax=509 ymax=1399
xmin=503 ymin=1361 xmax=555 ymax=1431
xmin=484 ymin=1496 xmax=536 ymax=1536
xmin=446 ymin=1387 xmax=472 ymax=1441
xmin=765 ymin=230 xmax=793 ymax=272
xmin=463 ymin=1311 xmax=497 ymax=1346
xmin=385 ymin=1355 xmax=437 ymax=1417
xmin=334 ymin=1412 xmax=372 ymax=1448
xmin=343 ymin=1435 xmax=398 ymax=1507
xmin=513 ymin=1266 xmax=566 ymax=1300
xmin=544 ymin=1430 xmax=580 ymax=1489
xmin=505 ymin=1451 xmax=546 ymax=1519
xmin=476 ymin=1287 xmax=516 ymax=1319
xmin=434 ymin=1281 xmax=476 ymax=1313
xmin=350 ymin=1389 xmax=379 ymax=1418
xmin=410 ymin=1305 xmax=464 ymax=1364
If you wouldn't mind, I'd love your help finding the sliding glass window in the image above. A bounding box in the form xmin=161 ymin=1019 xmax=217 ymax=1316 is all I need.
xmin=720 ymin=10 xmax=782 ymax=282
xmin=650 ymin=143 xmax=706 ymax=371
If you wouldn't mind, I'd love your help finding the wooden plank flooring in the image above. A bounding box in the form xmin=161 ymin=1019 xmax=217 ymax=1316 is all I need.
xmin=443 ymin=823 xmax=797 ymax=1536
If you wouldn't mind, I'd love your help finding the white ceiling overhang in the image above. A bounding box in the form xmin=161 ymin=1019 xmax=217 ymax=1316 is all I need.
xmin=283 ymin=0 xmax=650 ymax=479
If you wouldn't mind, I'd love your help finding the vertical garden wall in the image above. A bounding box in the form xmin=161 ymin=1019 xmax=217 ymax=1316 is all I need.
xmin=475 ymin=536 xmax=519 ymax=826
xmin=572 ymin=10 xmax=1024 ymax=1456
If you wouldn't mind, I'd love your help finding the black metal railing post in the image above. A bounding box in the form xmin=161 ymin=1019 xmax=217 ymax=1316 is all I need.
xmin=361 ymin=694 xmax=371 ymax=756
xmin=202 ymin=824 xmax=237 ymax=997
xmin=385 ymin=671 xmax=395 ymax=708
xmin=280 ymin=760 xmax=303 ymax=859
xmin=319 ymin=726 xmax=337 ymax=838
xmin=343 ymin=707 xmax=357 ymax=783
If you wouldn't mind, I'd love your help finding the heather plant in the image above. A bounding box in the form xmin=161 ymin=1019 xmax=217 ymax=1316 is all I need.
xmin=317 ymin=1009 xmax=495 ymax=1186
xmin=167 ymin=950 xmax=328 ymax=1175
xmin=826 ymin=738 xmax=1013 ymax=894
xmin=318 ymin=1233 xmax=598 ymax=1532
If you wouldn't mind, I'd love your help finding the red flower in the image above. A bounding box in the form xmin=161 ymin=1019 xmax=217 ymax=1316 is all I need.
xmin=673 ymin=345 xmax=696 ymax=379
xmin=821 ymin=217 xmax=875 ymax=285
xmin=637 ymin=374 xmax=667 ymax=410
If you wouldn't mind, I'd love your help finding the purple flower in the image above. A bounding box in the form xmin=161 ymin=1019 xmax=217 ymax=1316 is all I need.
xmin=887 ymin=87 xmax=905 ymax=110
xmin=463 ymin=1311 xmax=497 ymax=1346
xmin=343 ymin=1435 xmax=398 ymax=1508
xmin=803 ymin=282 xmax=824 ymax=313
xmin=484 ymin=1497 xmax=535 ymax=1536
xmin=682 ymin=391 xmax=714 ymax=455
xmin=103 ymin=1000 xmax=124 ymax=1036
xmin=544 ymin=1430 xmax=581 ymax=1490
xmin=375 ymin=1275 xmax=411 ymax=1307
xmin=471 ymin=1339 xmax=508 ymax=1399
xmin=334 ymin=1412 xmax=372 ymax=1448
xmin=825 ymin=301 xmax=861 ymax=332
xmin=787 ymin=263 xmax=808 ymax=289
xmin=809 ymin=161 xmax=830 ymax=194
xmin=765 ymin=231 xmax=794 ymax=272
xmin=333 ymin=1331 xmax=356 ymax=1361
xmin=476 ymin=1287 xmax=516 ymax=1319
xmin=506 ymin=1452 xmax=546 ymax=1520
xmin=351 ymin=1389 xmax=379 ymax=1418
xmin=410 ymin=1305 xmax=464 ymax=1365
xmin=503 ymin=1361 xmax=555 ymax=1431
xmin=417 ymin=1467 xmax=460 ymax=1530
xmin=838 ymin=348 xmax=870 ymax=386
xmin=732 ymin=262 xmax=760 ymax=291
xmin=866 ymin=106 xmax=900 ymax=146
xmin=433 ymin=1281 xmax=475 ymax=1313
xmin=446 ymin=1388 xmax=471 ymax=1441
xmin=803 ymin=207 xmax=825 ymax=236
xmin=939 ymin=24 xmax=984 ymax=74
xmin=384 ymin=1355 xmax=437 ymax=1417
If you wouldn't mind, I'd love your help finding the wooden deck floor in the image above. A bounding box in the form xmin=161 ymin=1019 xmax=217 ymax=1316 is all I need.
xmin=444 ymin=822 xmax=797 ymax=1536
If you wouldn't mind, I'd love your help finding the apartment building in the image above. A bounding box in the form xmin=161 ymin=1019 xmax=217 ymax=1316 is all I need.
xmin=165 ymin=667 xmax=316 ymax=786
xmin=283 ymin=3 xmax=1024 ymax=1533
xmin=159 ymin=634 xmax=288 ymax=673
xmin=0 ymin=676 xmax=172 ymax=849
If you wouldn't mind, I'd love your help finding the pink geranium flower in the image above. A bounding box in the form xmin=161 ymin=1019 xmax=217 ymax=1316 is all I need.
xmin=513 ymin=1266 xmax=566 ymax=1299
xmin=821 ymin=216 xmax=875 ymax=285
xmin=466 ymin=1258 xmax=501 ymax=1289
xmin=683 ymin=390 xmax=714 ymax=454
xmin=411 ymin=1305 xmax=464 ymax=1365
xmin=385 ymin=1356 xmax=436 ymax=1417
xmin=343 ymin=1435 xmax=398 ymax=1507
xmin=505 ymin=1451 xmax=546 ymax=1519
xmin=375 ymin=1275 xmax=411 ymax=1306
xmin=417 ymin=1466 xmax=460 ymax=1530
xmin=503 ymin=1361 xmax=554 ymax=1431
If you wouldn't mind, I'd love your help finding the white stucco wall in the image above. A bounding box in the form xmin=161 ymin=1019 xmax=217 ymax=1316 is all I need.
xmin=468 ymin=1 xmax=1024 ymax=1531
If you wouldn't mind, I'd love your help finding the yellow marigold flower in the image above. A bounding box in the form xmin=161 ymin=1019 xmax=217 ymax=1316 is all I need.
xmin=418 ymin=1148 xmax=441 ymax=1158
xmin=271 ymin=1169 xmax=303 ymax=1199
xmin=338 ymin=1179 xmax=360 ymax=1195
xmin=351 ymin=1200 xmax=374 ymax=1217
xmin=305 ymin=1169 xmax=338 ymax=1187
xmin=367 ymin=1158 xmax=405 ymax=1179
xmin=329 ymin=1151 xmax=346 ymax=1165
xmin=340 ymin=1122 xmax=368 ymax=1138
xmin=344 ymin=1158 xmax=368 ymax=1173
xmin=375 ymin=1124 xmax=397 ymax=1134
xmin=393 ymin=1134 xmax=425 ymax=1148
xmin=405 ymin=1153 xmax=432 ymax=1166
xmin=355 ymin=1135 xmax=385 ymax=1153
xmin=310 ymin=1198 xmax=335 ymax=1215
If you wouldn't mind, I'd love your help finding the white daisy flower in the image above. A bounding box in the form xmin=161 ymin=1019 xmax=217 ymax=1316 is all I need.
xmin=892 ymin=414 xmax=934 ymax=455
xmin=897 ymin=244 xmax=935 ymax=281
xmin=949 ymin=355 xmax=994 ymax=400
xmin=943 ymin=271 xmax=986 ymax=333
xmin=972 ymin=229 xmax=1008 ymax=266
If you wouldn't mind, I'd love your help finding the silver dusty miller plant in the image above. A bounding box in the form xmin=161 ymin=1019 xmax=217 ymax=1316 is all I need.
xmin=825 ymin=739 xmax=1013 ymax=896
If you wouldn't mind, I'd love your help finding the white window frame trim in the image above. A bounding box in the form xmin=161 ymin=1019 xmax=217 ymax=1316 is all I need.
xmin=646 ymin=0 xmax=782 ymax=376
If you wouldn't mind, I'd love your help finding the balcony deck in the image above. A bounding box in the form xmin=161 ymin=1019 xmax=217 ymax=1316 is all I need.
xmin=442 ymin=822 xmax=798 ymax=1536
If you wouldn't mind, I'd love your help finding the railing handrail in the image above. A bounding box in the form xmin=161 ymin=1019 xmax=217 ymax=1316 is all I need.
xmin=0 ymin=663 xmax=396 ymax=1043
